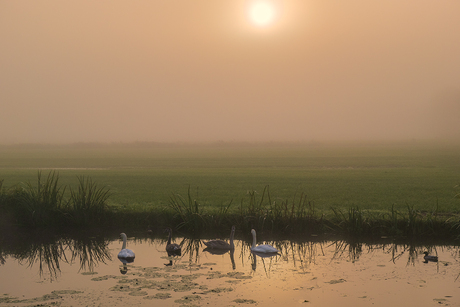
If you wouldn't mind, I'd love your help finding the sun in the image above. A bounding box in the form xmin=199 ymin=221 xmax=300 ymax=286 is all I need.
xmin=247 ymin=0 xmax=277 ymax=27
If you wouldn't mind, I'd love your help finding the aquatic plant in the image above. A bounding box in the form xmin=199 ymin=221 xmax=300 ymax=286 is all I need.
xmin=330 ymin=206 xmax=380 ymax=237
xmin=17 ymin=171 xmax=67 ymax=228
xmin=236 ymin=186 xmax=319 ymax=234
xmin=168 ymin=186 xmax=206 ymax=231
xmin=238 ymin=187 xmax=270 ymax=231
xmin=0 ymin=171 xmax=111 ymax=229
xmin=68 ymin=176 xmax=111 ymax=226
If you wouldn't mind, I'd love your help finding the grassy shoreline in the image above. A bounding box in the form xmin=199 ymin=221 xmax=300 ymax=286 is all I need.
xmin=1 ymin=142 xmax=459 ymax=240
xmin=1 ymin=172 xmax=459 ymax=240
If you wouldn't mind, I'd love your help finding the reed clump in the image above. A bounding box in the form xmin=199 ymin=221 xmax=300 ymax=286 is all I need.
xmin=68 ymin=176 xmax=111 ymax=226
xmin=10 ymin=171 xmax=66 ymax=228
xmin=0 ymin=171 xmax=111 ymax=229
xmin=168 ymin=186 xmax=206 ymax=232
xmin=237 ymin=186 xmax=319 ymax=234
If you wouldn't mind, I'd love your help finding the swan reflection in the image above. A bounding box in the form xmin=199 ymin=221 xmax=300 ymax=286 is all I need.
xmin=203 ymin=246 xmax=236 ymax=270
xmin=251 ymin=251 xmax=279 ymax=275
xmin=164 ymin=259 xmax=173 ymax=266
xmin=119 ymin=263 xmax=129 ymax=274
xmin=118 ymin=252 xmax=134 ymax=274
xmin=203 ymin=247 xmax=230 ymax=255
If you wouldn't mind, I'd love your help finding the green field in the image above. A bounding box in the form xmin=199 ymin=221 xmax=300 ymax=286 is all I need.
xmin=1 ymin=141 xmax=459 ymax=216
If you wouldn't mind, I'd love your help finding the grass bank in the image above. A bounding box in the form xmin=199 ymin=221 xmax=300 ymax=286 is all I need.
xmin=1 ymin=141 xmax=460 ymax=215
xmin=1 ymin=171 xmax=459 ymax=240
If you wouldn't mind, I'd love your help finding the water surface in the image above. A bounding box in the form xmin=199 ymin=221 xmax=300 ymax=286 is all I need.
xmin=0 ymin=234 xmax=458 ymax=306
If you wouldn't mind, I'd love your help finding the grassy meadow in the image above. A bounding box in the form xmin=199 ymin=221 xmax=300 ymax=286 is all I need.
xmin=1 ymin=141 xmax=460 ymax=238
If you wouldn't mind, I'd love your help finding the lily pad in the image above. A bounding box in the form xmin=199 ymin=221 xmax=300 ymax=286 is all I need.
xmin=129 ymin=289 xmax=148 ymax=296
xmin=174 ymin=294 xmax=202 ymax=304
xmin=233 ymin=298 xmax=257 ymax=304
xmin=91 ymin=275 xmax=117 ymax=281
xmin=326 ymin=279 xmax=346 ymax=284
xmin=205 ymin=287 xmax=233 ymax=294
xmin=144 ymin=293 xmax=172 ymax=300
xmin=227 ymin=272 xmax=252 ymax=279
xmin=52 ymin=290 xmax=83 ymax=295
xmin=81 ymin=271 xmax=98 ymax=275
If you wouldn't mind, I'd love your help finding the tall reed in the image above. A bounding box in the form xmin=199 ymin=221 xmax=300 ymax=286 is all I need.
xmin=1 ymin=171 xmax=112 ymax=229
xmin=168 ymin=186 xmax=206 ymax=231
xmin=237 ymin=185 xmax=318 ymax=234
xmin=17 ymin=171 xmax=66 ymax=228
xmin=68 ymin=176 xmax=111 ymax=226
xmin=330 ymin=207 xmax=371 ymax=237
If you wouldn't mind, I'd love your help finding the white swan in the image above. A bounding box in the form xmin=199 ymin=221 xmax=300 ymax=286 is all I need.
xmin=118 ymin=233 xmax=135 ymax=262
xmin=203 ymin=225 xmax=235 ymax=250
xmin=250 ymin=229 xmax=279 ymax=253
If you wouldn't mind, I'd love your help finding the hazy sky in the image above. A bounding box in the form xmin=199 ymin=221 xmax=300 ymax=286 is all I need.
xmin=1 ymin=0 xmax=459 ymax=144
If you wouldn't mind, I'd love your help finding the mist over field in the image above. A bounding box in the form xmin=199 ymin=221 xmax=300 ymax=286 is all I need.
xmin=1 ymin=1 xmax=460 ymax=144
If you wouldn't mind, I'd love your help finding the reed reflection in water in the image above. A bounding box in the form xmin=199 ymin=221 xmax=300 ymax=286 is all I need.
xmin=2 ymin=235 xmax=111 ymax=281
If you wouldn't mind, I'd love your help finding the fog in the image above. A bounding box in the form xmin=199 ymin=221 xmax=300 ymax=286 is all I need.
xmin=1 ymin=0 xmax=459 ymax=144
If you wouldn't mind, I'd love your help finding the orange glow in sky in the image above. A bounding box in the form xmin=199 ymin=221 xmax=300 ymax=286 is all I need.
xmin=0 ymin=1 xmax=459 ymax=144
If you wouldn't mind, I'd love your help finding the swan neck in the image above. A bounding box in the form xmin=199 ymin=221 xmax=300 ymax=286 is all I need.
xmin=229 ymin=229 xmax=235 ymax=248
xmin=251 ymin=231 xmax=256 ymax=249
xmin=122 ymin=235 xmax=127 ymax=250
